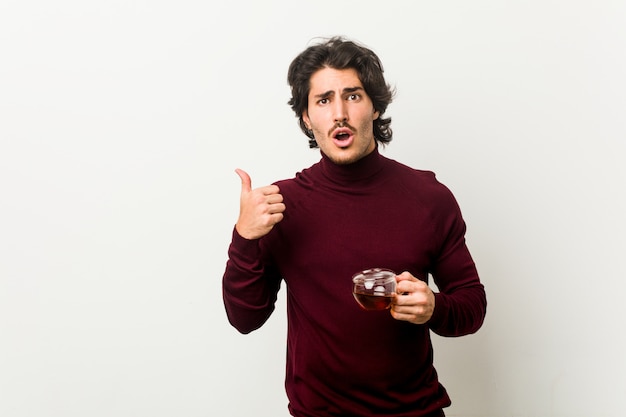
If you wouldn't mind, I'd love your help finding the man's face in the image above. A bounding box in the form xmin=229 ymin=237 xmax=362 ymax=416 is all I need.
xmin=303 ymin=67 xmax=380 ymax=165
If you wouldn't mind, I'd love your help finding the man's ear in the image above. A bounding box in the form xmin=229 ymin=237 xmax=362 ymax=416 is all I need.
xmin=302 ymin=110 xmax=311 ymax=129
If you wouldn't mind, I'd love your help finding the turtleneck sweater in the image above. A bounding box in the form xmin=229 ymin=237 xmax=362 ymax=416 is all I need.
xmin=223 ymin=148 xmax=486 ymax=417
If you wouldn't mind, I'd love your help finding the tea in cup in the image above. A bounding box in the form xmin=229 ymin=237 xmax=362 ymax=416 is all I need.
xmin=352 ymin=268 xmax=397 ymax=311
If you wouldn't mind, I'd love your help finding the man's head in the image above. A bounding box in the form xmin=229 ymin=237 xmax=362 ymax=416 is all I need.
xmin=287 ymin=37 xmax=394 ymax=151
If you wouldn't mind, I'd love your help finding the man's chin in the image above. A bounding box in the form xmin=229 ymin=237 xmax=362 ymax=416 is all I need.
xmin=325 ymin=150 xmax=359 ymax=165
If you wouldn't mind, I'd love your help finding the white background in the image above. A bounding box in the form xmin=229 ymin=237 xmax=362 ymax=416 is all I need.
xmin=1 ymin=1 xmax=625 ymax=416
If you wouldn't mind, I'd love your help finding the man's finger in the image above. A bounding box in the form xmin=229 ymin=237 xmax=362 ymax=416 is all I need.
xmin=235 ymin=168 xmax=252 ymax=193
xmin=396 ymin=271 xmax=420 ymax=282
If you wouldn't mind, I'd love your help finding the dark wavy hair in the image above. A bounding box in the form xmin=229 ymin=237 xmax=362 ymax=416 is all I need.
xmin=287 ymin=37 xmax=395 ymax=148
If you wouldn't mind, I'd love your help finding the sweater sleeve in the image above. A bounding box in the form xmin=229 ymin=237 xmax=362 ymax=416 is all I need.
xmin=222 ymin=227 xmax=282 ymax=334
xmin=427 ymin=194 xmax=487 ymax=337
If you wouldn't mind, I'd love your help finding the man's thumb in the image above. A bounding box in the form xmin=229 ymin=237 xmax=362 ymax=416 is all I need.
xmin=235 ymin=168 xmax=252 ymax=193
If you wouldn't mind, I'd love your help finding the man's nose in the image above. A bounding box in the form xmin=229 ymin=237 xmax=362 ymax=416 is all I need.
xmin=334 ymin=100 xmax=348 ymax=122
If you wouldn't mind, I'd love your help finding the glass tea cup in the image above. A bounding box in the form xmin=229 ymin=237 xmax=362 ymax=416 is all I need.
xmin=352 ymin=268 xmax=397 ymax=311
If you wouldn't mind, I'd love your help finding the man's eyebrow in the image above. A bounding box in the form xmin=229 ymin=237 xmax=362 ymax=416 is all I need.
xmin=313 ymin=90 xmax=334 ymax=100
xmin=343 ymin=86 xmax=364 ymax=94
xmin=312 ymin=86 xmax=364 ymax=100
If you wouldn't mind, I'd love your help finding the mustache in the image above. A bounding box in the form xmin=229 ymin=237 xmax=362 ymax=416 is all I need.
xmin=328 ymin=120 xmax=356 ymax=136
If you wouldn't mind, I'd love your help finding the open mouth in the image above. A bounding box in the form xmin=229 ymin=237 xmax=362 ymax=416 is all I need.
xmin=332 ymin=127 xmax=353 ymax=142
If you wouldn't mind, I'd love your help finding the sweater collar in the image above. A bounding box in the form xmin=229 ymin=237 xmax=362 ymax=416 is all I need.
xmin=319 ymin=146 xmax=386 ymax=184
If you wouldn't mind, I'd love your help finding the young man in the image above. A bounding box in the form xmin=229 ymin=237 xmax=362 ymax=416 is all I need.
xmin=222 ymin=37 xmax=487 ymax=417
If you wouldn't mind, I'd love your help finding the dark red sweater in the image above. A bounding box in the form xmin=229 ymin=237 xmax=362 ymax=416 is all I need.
xmin=223 ymin=148 xmax=486 ymax=416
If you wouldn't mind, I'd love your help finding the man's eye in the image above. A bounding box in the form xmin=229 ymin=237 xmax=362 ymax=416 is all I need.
xmin=318 ymin=98 xmax=329 ymax=105
xmin=347 ymin=94 xmax=360 ymax=101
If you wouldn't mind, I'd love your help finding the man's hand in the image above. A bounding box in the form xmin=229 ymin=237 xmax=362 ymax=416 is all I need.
xmin=235 ymin=169 xmax=286 ymax=240
xmin=390 ymin=272 xmax=435 ymax=325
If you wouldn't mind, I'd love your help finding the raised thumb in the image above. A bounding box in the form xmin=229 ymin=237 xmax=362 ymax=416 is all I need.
xmin=235 ymin=168 xmax=252 ymax=193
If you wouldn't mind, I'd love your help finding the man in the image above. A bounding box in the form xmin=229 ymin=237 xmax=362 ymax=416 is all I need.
xmin=222 ymin=36 xmax=487 ymax=417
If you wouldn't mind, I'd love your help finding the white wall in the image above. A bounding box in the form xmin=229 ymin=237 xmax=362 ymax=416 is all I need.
xmin=1 ymin=1 xmax=625 ymax=416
